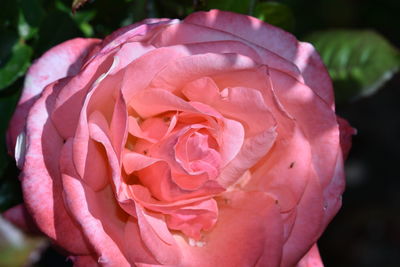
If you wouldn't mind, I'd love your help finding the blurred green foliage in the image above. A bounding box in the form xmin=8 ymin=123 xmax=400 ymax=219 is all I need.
xmin=306 ymin=30 xmax=400 ymax=102
xmin=0 ymin=0 xmax=399 ymax=266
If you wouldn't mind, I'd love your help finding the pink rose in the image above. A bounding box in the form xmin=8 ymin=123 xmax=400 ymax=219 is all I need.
xmin=6 ymin=10 xmax=353 ymax=267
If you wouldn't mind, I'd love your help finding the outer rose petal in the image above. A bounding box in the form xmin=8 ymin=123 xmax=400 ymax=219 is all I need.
xmin=337 ymin=116 xmax=356 ymax=160
xmin=70 ymin=255 xmax=99 ymax=267
xmin=2 ymin=204 xmax=39 ymax=234
xmin=20 ymin=80 xmax=92 ymax=254
xmin=296 ymin=244 xmax=323 ymax=267
xmin=184 ymin=10 xmax=334 ymax=107
xmin=7 ymin=38 xmax=100 ymax=155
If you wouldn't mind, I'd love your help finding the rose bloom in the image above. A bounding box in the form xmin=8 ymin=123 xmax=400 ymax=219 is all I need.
xmin=5 ymin=10 xmax=353 ymax=267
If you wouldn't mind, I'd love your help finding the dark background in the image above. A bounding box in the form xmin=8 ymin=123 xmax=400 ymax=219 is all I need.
xmin=1 ymin=0 xmax=399 ymax=266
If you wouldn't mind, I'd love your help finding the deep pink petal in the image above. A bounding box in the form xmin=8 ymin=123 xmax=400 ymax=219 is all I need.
xmin=2 ymin=204 xmax=39 ymax=234
xmin=337 ymin=116 xmax=356 ymax=160
xmin=70 ymin=255 xmax=99 ymax=267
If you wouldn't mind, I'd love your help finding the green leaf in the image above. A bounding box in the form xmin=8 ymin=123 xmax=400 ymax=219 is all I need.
xmin=0 ymin=42 xmax=32 ymax=90
xmin=205 ymin=0 xmax=252 ymax=14
xmin=305 ymin=30 xmax=400 ymax=102
xmin=254 ymin=2 xmax=295 ymax=32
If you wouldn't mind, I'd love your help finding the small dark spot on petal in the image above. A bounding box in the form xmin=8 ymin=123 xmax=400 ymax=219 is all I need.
xmin=289 ymin=161 xmax=295 ymax=168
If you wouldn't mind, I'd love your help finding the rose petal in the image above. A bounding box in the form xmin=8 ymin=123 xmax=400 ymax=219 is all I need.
xmin=7 ymin=38 xmax=100 ymax=155
xmin=61 ymin=139 xmax=130 ymax=266
xmin=184 ymin=10 xmax=333 ymax=106
xmin=135 ymin=206 xmax=181 ymax=265
xmin=20 ymin=81 xmax=91 ymax=254
xmin=70 ymin=255 xmax=99 ymax=267
xmin=296 ymin=244 xmax=324 ymax=267
xmin=130 ymin=89 xmax=196 ymax=118
xmin=151 ymin=23 xmax=302 ymax=82
xmin=149 ymin=53 xmax=259 ymax=92
xmin=3 ymin=204 xmax=39 ymax=234
xmin=123 ymin=151 xmax=161 ymax=174
xmin=165 ymin=198 xmax=218 ymax=240
xmin=269 ymin=69 xmax=339 ymax=189
xmin=175 ymin=191 xmax=283 ymax=267
xmin=280 ymin=172 xmax=325 ymax=267
xmin=337 ymin=116 xmax=356 ymax=160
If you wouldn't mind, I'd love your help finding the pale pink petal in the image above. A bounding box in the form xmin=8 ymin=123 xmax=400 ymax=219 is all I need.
xmin=127 ymin=116 xmax=158 ymax=143
xmin=184 ymin=10 xmax=296 ymax=60
xmin=123 ymin=151 xmax=161 ymax=174
xmin=100 ymin=19 xmax=173 ymax=55
xmin=135 ymin=206 xmax=181 ymax=265
xmin=7 ymin=38 xmax=100 ymax=155
xmin=165 ymin=198 xmax=218 ymax=240
xmin=280 ymin=173 xmax=325 ymax=267
xmin=269 ymin=69 xmax=339 ymax=189
xmin=218 ymin=127 xmax=277 ymax=188
xmin=72 ymin=69 xmax=126 ymax=191
xmin=248 ymin=126 xmax=311 ymax=214
xmin=175 ymin=191 xmax=283 ymax=267
xmin=294 ymin=42 xmax=334 ymax=108
xmin=124 ymin=217 xmax=159 ymax=265
xmin=149 ymin=53 xmax=259 ymax=92
xmin=109 ymin=90 xmax=129 ymax=158
xmin=184 ymin=10 xmax=332 ymax=106
xmin=151 ymin=23 xmax=302 ymax=81
xmin=121 ymin=47 xmax=188 ymax=102
xmin=213 ymin=87 xmax=276 ymax=136
xmin=20 ymin=81 xmax=91 ymax=254
xmin=72 ymin=111 xmax=112 ymax=191
xmin=129 ymin=89 xmax=196 ymax=118
xmin=182 ymin=77 xmax=220 ymax=104
xmin=60 ymin=139 xmax=130 ymax=266
xmin=296 ymin=244 xmax=324 ymax=267
xmin=51 ymin=52 xmax=115 ymax=139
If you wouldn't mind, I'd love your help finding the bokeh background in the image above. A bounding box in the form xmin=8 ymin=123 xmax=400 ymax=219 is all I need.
xmin=1 ymin=0 xmax=399 ymax=266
